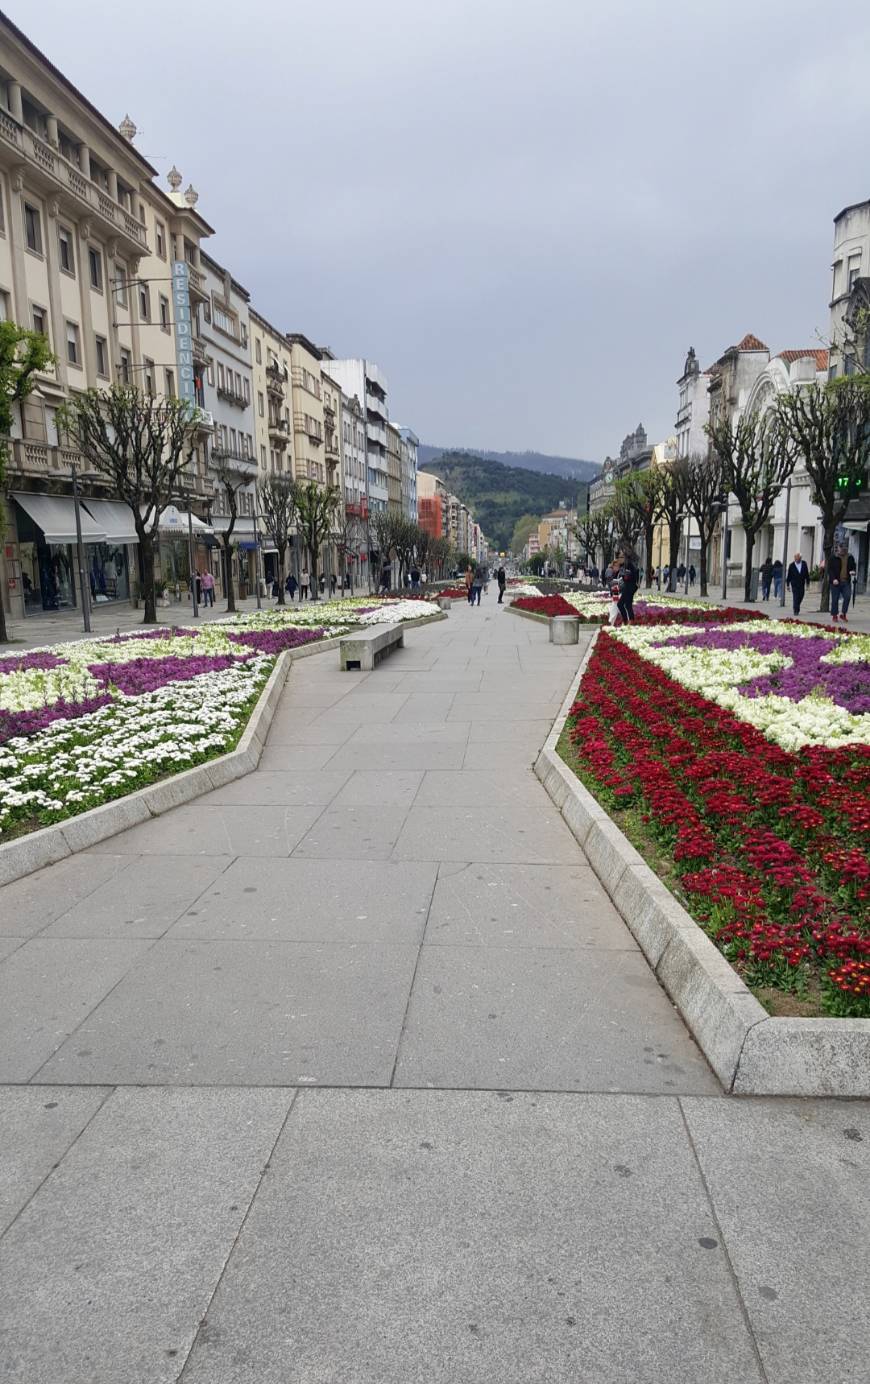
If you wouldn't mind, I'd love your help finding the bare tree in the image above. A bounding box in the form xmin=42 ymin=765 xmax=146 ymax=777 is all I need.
xmin=211 ymin=453 xmax=254 ymax=613
xmin=295 ymin=481 xmax=341 ymax=599
xmin=775 ymin=377 xmax=870 ymax=606
xmin=707 ymin=412 xmax=798 ymax=601
xmin=59 ymin=386 xmax=196 ymax=624
xmin=610 ymin=480 xmax=645 ymax=556
xmin=681 ymin=452 xmax=725 ymax=597
xmin=257 ymin=473 xmax=298 ymax=604
xmin=576 ymin=510 xmax=615 ymax=573
xmin=654 ymin=458 xmax=689 ymax=591
xmin=1 ymin=321 xmax=55 ymax=642
xmin=619 ymin=468 xmax=661 ymax=586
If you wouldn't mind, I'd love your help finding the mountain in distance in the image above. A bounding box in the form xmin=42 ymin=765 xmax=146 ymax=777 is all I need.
xmin=418 ymin=443 xmax=600 ymax=484
xmin=418 ymin=449 xmax=590 ymax=552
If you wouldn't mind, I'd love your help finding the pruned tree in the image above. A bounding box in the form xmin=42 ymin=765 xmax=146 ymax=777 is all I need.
xmin=295 ymin=481 xmax=341 ymax=599
xmin=775 ymin=377 xmax=870 ymax=606
xmin=58 ymin=385 xmax=196 ymax=624
xmin=706 ymin=411 xmax=798 ymax=601
xmin=610 ymin=479 xmax=645 ymax=557
xmin=391 ymin=516 xmax=419 ymax=584
xmin=681 ymin=452 xmax=725 ymax=597
xmin=1 ymin=321 xmax=55 ymax=642
xmin=654 ymin=457 xmax=689 ymax=591
xmin=428 ymin=536 xmax=451 ymax=578
xmin=414 ymin=525 xmax=432 ymax=578
xmin=619 ymin=468 xmax=661 ymax=586
xmin=257 ymin=473 xmax=298 ymax=604
xmin=575 ymin=510 xmax=615 ymax=573
xmin=211 ymin=453 xmax=255 ymax=613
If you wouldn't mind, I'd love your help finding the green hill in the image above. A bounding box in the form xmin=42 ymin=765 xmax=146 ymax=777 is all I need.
xmin=418 ymin=451 xmax=586 ymax=552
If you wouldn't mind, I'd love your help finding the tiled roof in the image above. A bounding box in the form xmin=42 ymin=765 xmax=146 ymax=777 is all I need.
xmin=736 ymin=333 xmax=768 ymax=352
xmin=777 ymin=349 xmax=829 ymax=370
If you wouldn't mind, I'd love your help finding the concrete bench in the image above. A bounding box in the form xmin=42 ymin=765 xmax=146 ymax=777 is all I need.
xmin=339 ymin=623 xmax=405 ymax=670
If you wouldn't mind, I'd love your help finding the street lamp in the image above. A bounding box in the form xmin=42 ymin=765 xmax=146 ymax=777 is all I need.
xmin=170 ymin=490 xmax=199 ymax=619
xmin=252 ymin=510 xmax=262 ymax=610
xmin=70 ymin=462 xmax=92 ymax=633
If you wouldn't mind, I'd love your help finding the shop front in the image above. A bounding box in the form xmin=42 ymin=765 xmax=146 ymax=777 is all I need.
xmin=144 ymin=505 xmax=214 ymax=599
xmin=11 ymin=492 xmax=109 ymax=616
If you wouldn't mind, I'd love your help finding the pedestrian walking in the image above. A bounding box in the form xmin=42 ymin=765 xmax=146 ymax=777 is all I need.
xmin=786 ymin=552 xmax=809 ymax=616
xmin=828 ymin=545 xmax=854 ymax=622
xmin=465 ymin=566 xmax=474 ymax=603
xmin=471 ymin=565 xmax=484 ymax=606
xmin=380 ymin=561 xmax=392 ymax=594
xmin=496 ymin=565 xmax=507 ymax=603
xmin=688 ymin=564 xmax=696 ymax=587
xmin=760 ymin=556 xmax=773 ymax=601
xmin=410 ymin=565 xmax=421 ymax=592
xmin=300 ymin=568 xmax=310 ymax=600
xmin=200 ymin=569 xmax=215 ymax=607
xmin=286 ymin=572 xmax=297 ymax=602
xmin=330 ymin=573 xmax=337 ymax=596
xmin=616 ymin=550 xmax=638 ymax=624
xmin=772 ymin=558 xmax=784 ymax=601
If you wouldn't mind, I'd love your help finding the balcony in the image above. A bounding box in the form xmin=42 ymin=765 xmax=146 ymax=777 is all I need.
xmin=187 ymin=265 xmax=208 ymax=303
xmin=346 ymin=500 xmax=369 ymax=518
xmin=209 ymin=446 xmax=258 ymax=479
xmin=0 ymin=111 xmax=147 ymax=256
xmin=293 ymin=413 xmax=323 ymax=446
xmin=266 ymin=362 xmax=288 ymax=398
xmin=7 ymin=438 xmax=86 ymax=478
xmin=192 ymin=335 xmax=209 ymax=364
xmin=365 ymin=390 xmax=387 ymax=422
xmin=366 ymin=421 xmax=387 ymax=449
xmin=675 ymin=403 xmax=692 ymax=428
xmin=192 ymin=408 xmax=215 ymax=434
xmin=216 ymin=384 xmax=249 ymax=409
xmin=268 ymin=418 xmax=290 ymax=448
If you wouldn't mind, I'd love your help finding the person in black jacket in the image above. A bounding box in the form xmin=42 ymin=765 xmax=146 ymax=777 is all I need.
xmin=786 ymin=552 xmax=809 ymax=616
xmin=616 ymin=550 xmax=638 ymax=623
xmin=828 ymin=546 xmax=855 ymax=622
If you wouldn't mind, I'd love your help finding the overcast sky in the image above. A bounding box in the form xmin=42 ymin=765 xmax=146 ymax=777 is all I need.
xmin=10 ymin=0 xmax=870 ymax=461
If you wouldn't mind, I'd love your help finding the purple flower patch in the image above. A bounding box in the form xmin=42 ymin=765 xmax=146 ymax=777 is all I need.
xmin=88 ymin=654 xmax=240 ymax=696
xmin=0 ymin=695 xmax=112 ymax=744
xmin=226 ymin=628 xmax=325 ymax=655
xmin=0 ymin=651 xmax=67 ymax=673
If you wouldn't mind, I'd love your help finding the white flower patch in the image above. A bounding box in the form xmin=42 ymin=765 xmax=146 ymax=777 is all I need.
xmin=0 ymin=664 xmax=103 ymax=713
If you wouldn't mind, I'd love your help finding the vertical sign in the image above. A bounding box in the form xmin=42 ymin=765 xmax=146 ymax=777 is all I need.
xmin=172 ymin=261 xmax=196 ymax=405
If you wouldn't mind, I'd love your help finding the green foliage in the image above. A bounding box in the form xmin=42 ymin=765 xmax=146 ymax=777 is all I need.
xmin=511 ymin=512 xmax=540 ymax=553
xmin=419 ymin=451 xmax=586 ymax=551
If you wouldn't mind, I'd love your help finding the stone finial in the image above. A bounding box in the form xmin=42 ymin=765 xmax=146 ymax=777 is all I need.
xmin=183 ymin=184 xmax=199 ymax=207
xmin=119 ymin=114 xmax=137 ymax=141
xmin=167 ymin=165 xmax=183 ymax=192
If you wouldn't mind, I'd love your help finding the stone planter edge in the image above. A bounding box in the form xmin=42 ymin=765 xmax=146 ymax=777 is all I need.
xmin=534 ymin=629 xmax=870 ymax=1098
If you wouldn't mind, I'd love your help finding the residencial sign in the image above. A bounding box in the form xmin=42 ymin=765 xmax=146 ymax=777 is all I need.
xmin=172 ymin=261 xmax=196 ymax=404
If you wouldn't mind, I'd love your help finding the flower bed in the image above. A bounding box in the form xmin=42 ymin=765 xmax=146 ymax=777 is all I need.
xmin=513 ymin=591 xmax=761 ymax=625
xmin=0 ymin=598 xmax=438 ymax=840
xmin=560 ymin=622 xmax=870 ymax=1017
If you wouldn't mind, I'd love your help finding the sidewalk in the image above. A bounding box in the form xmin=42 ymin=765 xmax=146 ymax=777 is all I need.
xmin=0 ymin=598 xmax=866 ymax=1382
xmin=654 ymin=582 xmax=870 ymax=632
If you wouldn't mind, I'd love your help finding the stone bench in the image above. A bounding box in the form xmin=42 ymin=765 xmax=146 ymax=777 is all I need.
xmin=339 ymin=623 xmax=405 ymax=670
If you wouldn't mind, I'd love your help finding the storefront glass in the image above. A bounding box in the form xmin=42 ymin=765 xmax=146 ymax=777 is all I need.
xmin=19 ymin=538 xmax=76 ymax=612
xmin=88 ymin=542 xmax=130 ymax=604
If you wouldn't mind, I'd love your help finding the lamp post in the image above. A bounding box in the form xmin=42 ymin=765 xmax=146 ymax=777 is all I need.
xmin=252 ymin=511 xmax=262 ymax=610
xmin=721 ymin=500 xmax=730 ymax=602
xmin=684 ymin=512 xmax=691 ymax=594
xmin=70 ymin=463 xmax=92 ymax=633
xmin=171 ymin=491 xmax=198 ymax=618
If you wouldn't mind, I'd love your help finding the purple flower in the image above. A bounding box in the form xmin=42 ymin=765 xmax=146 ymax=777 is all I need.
xmin=0 ymin=695 xmax=112 ymax=744
xmin=88 ymin=654 xmax=241 ymax=696
xmin=226 ymin=628 xmax=325 ymax=655
xmin=0 ymin=651 xmax=67 ymax=672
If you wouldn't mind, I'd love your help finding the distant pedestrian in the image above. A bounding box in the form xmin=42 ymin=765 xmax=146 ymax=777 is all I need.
xmin=471 ymin=565 xmax=484 ymax=606
xmin=676 ymin=563 xmax=686 ymax=583
xmin=380 ymin=561 xmax=392 ymax=594
xmin=465 ymin=566 xmax=474 ymax=603
xmin=330 ymin=573 xmax=337 ymax=596
xmin=497 ymin=565 xmax=507 ymax=603
xmin=200 ymin=569 xmax=215 ymax=607
xmin=786 ymin=552 xmax=809 ymax=616
xmin=319 ymin=573 xmax=326 ymax=595
xmin=286 ymin=572 xmax=297 ymax=601
xmin=760 ymin=557 xmax=773 ymax=601
xmin=300 ymin=568 xmax=310 ymax=600
xmin=616 ymin=550 xmax=638 ymax=624
xmin=829 ymin=545 xmax=854 ymax=622
xmin=410 ymin=565 xmax=420 ymax=591
xmin=688 ymin=564 xmax=696 ymax=587
xmin=772 ymin=558 xmax=784 ymax=600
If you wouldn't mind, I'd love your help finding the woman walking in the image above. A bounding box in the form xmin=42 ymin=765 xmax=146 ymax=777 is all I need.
xmin=465 ymin=566 xmax=474 ymax=603
xmin=616 ymin=550 xmax=638 ymax=624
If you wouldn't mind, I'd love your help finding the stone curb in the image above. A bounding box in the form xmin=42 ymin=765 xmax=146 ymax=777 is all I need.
xmin=534 ymin=629 xmax=870 ymax=1098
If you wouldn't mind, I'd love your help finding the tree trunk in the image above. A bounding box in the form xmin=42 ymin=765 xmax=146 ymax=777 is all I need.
xmin=643 ymin=520 xmax=655 ymax=586
xmin=743 ymin=527 xmax=755 ymax=603
xmin=668 ymin=521 xmax=681 ymax=591
xmin=309 ymin=546 xmax=319 ymax=600
xmin=697 ymin=524 xmax=709 ymax=597
xmin=819 ymin=518 xmax=836 ymax=611
xmin=139 ymin=530 xmax=157 ymax=624
xmin=221 ymin=538 xmax=236 ymax=613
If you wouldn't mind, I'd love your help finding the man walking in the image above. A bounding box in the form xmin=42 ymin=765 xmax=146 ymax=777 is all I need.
xmin=200 ymin=568 xmax=215 ymax=607
xmin=496 ymin=565 xmax=507 ymax=603
xmin=300 ymin=567 xmax=310 ymax=601
xmin=828 ymin=545 xmax=854 ymax=623
xmin=760 ymin=556 xmax=773 ymax=601
xmin=471 ymin=565 xmax=485 ymax=606
xmin=786 ymin=552 xmax=809 ymax=617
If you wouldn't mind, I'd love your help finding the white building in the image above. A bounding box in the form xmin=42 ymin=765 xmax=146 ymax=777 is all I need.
xmin=322 ymin=357 xmax=389 ymax=513
xmin=397 ymin=425 xmax=418 ymax=521
xmin=674 ymin=347 xmax=710 ymax=459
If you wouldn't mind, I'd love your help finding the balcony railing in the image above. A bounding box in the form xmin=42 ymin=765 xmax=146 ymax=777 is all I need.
xmin=209 ymin=446 xmax=258 ymax=477
xmin=192 ymin=408 xmax=215 ymax=433
xmin=266 ymin=362 xmax=287 ymax=398
xmin=268 ymin=418 xmax=290 ymax=447
xmin=216 ymin=384 xmax=250 ymax=409
xmin=293 ymin=413 xmax=323 ymax=445
xmin=0 ymin=111 xmax=148 ymax=254
xmin=7 ymin=438 xmax=87 ymax=477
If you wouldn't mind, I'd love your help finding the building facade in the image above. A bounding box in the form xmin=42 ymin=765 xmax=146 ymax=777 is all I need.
xmin=287 ymin=334 xmax=325 ymax=487
xmin=324 ymin=357 xmax=389 ymax=513
xmin=397 ymin=425 xmax=418 ymax=521
xmin=250 ymin=308 xmax=292 ymax=483
xmin=674 ymin=347 xmax=710 ymax=460
xmin=385 ymin=422 xmax=402 ymax=514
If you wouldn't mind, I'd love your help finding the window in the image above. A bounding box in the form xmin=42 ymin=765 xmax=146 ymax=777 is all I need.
xmin=240 ymin=322 xmax=248 ymax=347
xmin=848 ymin=254 xmax=862 ymax=291
xmin=119 ymin=349 xmax=131 ymax=384
xmin=88 ymin=246 xmax=103 ymax=292
xmin=143 ymin=358 xmax=155 ymax=394
xmin=832 ymin=260 xmax=842 ymax=300
xmin=95 ymin=335 xmax=108 ymax=377
xmin=235 ymin=371 xmax=242 ymax=397
xmin=258 ymin=392 xmax=265 ymax=417
xmin=138 ymin=283 xmax=150 ymax=321
xmin=159 ymin=294 xmax=170 ymax=331
xmin=243 ymin=377 xmax=250 ymax=403
xmin=65 ymin=321 xmax=81 ymax=367
xmin=255 ymin=338 xmax=262 ymax=364
xmin=31 ymin=305 xmax=47 ymax=338
xmin=260 ymin=444 xmax=266 ymax=467
xmin=58 ymin=226 xmax=75 ymax=275
xmin=217 ymin=362 xmax=225 ymax=389
xmin=0 ymin=290 xmax=9 ymax=321
xmin=114 ymin=261 xmax=127 ymax=307
xmin=0 ymin=178 xmax=5 ymax=235
xmin=165 ymin=368 xmax=176 ymax=398
xmin=207 ymin=363 xmax=214 ymax=387
xmin=24 ymin=202 xmax=43 ymax=254
xmin=230 ymin=427 xmax=237 ymax=451
xmin=155 ymin=221 xmax=166 ymax=259
xmin=213 ymin=304 xmax=235 ymax=336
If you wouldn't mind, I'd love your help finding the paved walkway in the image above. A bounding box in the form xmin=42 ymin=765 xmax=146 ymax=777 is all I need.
xmin=0 ymin=599 xmax=866 ymax=1382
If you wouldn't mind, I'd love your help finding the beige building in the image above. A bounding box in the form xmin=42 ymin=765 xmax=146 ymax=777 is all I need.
xmin=320 ymin=370 xmax=342 ymax=495
xmin=250 ymin=308 xmax=292 ymax=482
xmin=0 ymin=12 xmax=216 ymax=620
xmin=385 ymin=422 xmax=403 ymax=514
xmin=287 ymin=334 xmax=325 ymax=486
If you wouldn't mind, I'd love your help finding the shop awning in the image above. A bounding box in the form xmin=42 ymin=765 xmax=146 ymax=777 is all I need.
xmin=81 ymin=499 xmax=139 ymax=544
xmin=210 ymin=516 xmax=257 ymax=536
xmin=142 ymin=504 xmax=213 ymax=536
xmin=13 ymin=492 xmax=106 ymax=545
